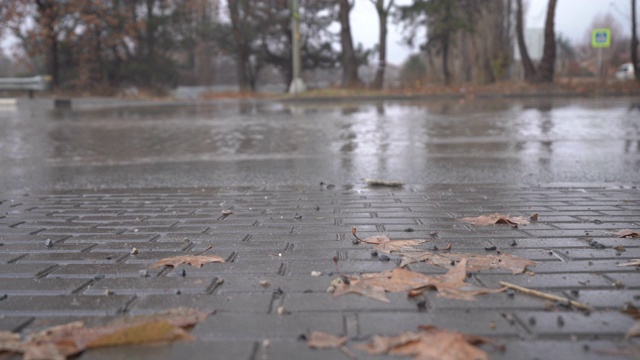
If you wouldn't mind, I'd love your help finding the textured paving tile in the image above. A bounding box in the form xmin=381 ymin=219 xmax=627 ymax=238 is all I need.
xmin=0 ymin=185 xmax=638 ymax=359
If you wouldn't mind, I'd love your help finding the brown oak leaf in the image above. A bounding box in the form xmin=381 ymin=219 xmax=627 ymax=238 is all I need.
xmin=0 ymin=331 xmax=23 ymax=353
xmin=627 ymin=320 xmax=640 ymax=339
xmin=352 ymin=228 xmax=428 ymax=254
xmin=462 ymin=213 xmax=529 ymax=226
xmin=7 ymin=308 xmax=210 ymax=359
xmin=619 ymin=259 xmax=640 ymax=267
xmin=149 ymin=254 xmax=225 ymax=269
xmin=398 ymin=251 xmax=535 ymax=274
xmin=616 ymin=229 xmax=640 ymax=238
xmin=307 ymin=331 xmax=348 ymax=349
xmin=332 ymin=260 xmax=503 ymax=302
xmin=356 ymin=325 xmax=493 ymax=360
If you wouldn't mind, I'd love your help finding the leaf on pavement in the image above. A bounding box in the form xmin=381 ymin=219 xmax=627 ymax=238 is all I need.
xmin=331 ymin=276 xmax=391 ymax=303
xmin=332 ymin=260 xmax=503 ymax=302
xmin=149 ymin=254 xmax=225 ymax=269
xmin=619 ymin=259 xmax=640 ymax=267
xmin=626 ymin=320 xmax=640 ymax=339
xmin=4 ymin=308 xmax=210 ymax=359
xmin=352 ymin=228 xmax=428 ymax=254
xmin=462 ymin=213 xmax=529 ymax=226
xmin=307 ymin=331 xmax=348 ymax=349
xmin=355 ymin=325 xmax=492 ymax=360
xmin=615 ymin=229 xmax=640 ymax=238
xmin=399 ymin=251 xmax=535 ymax=274
xmin=426 ymin=259 xmax=505 ymax=301
xmin=0 ymin=331 xmax=23 ymax=353
xmin=365 ymin=179 xmax=405 ymax=188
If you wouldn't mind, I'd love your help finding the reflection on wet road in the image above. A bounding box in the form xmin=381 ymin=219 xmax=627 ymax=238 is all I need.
xmin=0 ymin=98 xmax=639 ymax=190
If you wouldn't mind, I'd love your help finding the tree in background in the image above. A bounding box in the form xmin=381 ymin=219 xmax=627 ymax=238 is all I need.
xmin=537 ymin=0 xmax=558 ymax=82
xmin=515 ymin=0 xmax=558 ymax=83
xmin=338 ymin=0 xmax=361 ymax=87
xmin=369 ymin=0 xmax=394 ymax=89
xmin=259 ymin=0 xmax=337 ymax=88
xmin=215 ymin=0 xmax=337 ymax=92
xmin=398 ymin=0 xmax=510 ymax=86
xmin=223 ymin=0 xmax=259 ymax=91
xmin=0 ymin=0 xmax=64 ymax=87
xmin=632 ymin=0 xmax=639 ymax=81
xmin=515 ymin=0 xmax=537 ymax=82
xmin=172 ymin=0 xmax=220 ymax=85
xmin=0 ymin=0 xmax=219 ymax=92
xmin=398 ymin=0 xmax=473 ymax=86
xmin=399 ymin=54 xmax=426 ymax=88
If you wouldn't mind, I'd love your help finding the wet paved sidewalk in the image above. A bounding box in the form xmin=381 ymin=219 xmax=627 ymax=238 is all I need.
xmin=0 ymin=184 xmax=639 ymax=359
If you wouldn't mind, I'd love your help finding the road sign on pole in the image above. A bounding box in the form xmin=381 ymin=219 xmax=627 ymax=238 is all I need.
xmin=591 ymin=28 xmax=611 ymax=48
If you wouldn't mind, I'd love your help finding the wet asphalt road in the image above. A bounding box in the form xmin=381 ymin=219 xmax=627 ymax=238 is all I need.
xmin=0 ymin=97 xmax=639 ymax=191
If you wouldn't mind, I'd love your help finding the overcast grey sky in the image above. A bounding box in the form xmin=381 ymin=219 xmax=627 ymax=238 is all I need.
xmin=351 ymin=0 xmax=634 ymax=65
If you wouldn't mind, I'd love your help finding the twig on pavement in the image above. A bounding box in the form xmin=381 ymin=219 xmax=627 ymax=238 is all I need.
xmin=500 ymin=281 xmax=593 ymax=312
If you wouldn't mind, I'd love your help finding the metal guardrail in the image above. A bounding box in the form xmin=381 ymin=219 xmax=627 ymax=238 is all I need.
xmin=0 ymin=75 xmax=51 ymax=98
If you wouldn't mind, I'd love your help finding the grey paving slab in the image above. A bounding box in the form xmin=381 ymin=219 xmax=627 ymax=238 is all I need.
xmin=0 ymin=185 xmax=638 ymax=359
xmin=191 ymin=312 xmax=346 ymax=341
xmin=130 ymin=293 xmax=273 ymax=314
xmin=0 ymin=295 xmax=132 ymax=317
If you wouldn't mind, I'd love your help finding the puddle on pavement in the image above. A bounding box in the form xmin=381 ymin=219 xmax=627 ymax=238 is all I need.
xmin=0 ymin=97 xmax=639 ymax=189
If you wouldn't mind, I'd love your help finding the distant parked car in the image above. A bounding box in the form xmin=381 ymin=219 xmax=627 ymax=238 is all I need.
xmin=615 ymin=63 xmax=636 ymax=80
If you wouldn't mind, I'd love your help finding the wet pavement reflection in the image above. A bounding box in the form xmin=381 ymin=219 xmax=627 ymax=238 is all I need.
xmin=0 ymin=97 xmax=639 ymax=190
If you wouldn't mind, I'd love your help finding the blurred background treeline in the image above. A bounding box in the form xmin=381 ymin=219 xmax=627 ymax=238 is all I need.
xmin=0 ymin=0 xmax=638 ymax=96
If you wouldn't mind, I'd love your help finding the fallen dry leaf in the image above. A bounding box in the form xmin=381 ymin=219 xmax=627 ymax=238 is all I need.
xmin=615 ymin=229 xmax=640 ymax=238
xmin=352 ymin=228 xmax=428 ymax=254
xmin=2 ymin=308 xmax=209 ymax=359
xmin=530 ymin=213 xmax=538 ymax=221
xmin=355 ymin=325 xmax=492 ymax=360
xmin=627 ymin=320 xmax=640 ymax=339
xmin=462 ymin=213 xmax=529 ymax=226
xmin=307 ymin=331 xmax=348 ymax=349
xmin=619 ymin=259 xmax=640 ymax=267
xmin=622 ymin=303 xmax=640 ymax=319
xmin=365 ymin=179 xmax=405 ymax=188
xmin=332 ymin=260 xmax=503 ymax=302
xmin=0 ymin=331 xmax=23 ymax=353
xmin=398 ymin=251 xmax=535 ymax=274
xmin=149 ymin=254 xmax=225 ymax=269
xmin=332 ymin=276 xmax=391 ymax=302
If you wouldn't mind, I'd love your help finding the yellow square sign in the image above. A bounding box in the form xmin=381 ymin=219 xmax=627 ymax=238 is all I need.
xmin=592 ymin=28 xmax=611 ymax=48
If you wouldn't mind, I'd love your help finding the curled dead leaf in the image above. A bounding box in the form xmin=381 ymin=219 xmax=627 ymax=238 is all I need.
xmin=398 ymin=251 xmax=535 ymax=274
xmin=365 ymin=179 xmax=405 ymax=188
xmin=355 ymin=325 xmax=494 ymax=360
xmin=619 ymin=259 xmax=640 ymax=267
xmin=5 ymin=308 xmax=210 ymax=360
xmin=627 ymin=320 xmax=640 ymax=339
xmin=0 ymin=331 xmax=23 ymax=353
xmin=149 ymin=254 xmax=225 ymax=269
xmin=332 ymin=260 xmax=503 ymax=302
xmin=615 ymin=229 xmax=640 ymax=238
xmin=307 ymin=331 xmax=348 ymax=349
xmin=351 ymin=228 xmax=428 ymax=254
xmin=462 ymin=213 xmax=529 ymax=226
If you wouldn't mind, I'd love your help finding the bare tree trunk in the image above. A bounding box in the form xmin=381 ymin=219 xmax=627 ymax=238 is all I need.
xmin=515 ymin=0 xmax=537 ymax=82
xmin=338 ymin=0 xmax=360 ymax=87
xmin=371 ymin=0 xmax=393 ymax=89
xmin=35 ymin=0 xmax=59 ymax=87
xmin=632 ymin=0 xmax=639 ymax=81
xmin=442 ymin=35 xmax=451 ymax=85
xmin=228 ymin=0 xmax=251 ymax=91
xmin=537 ymin=0 xmax=558 ymax=82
